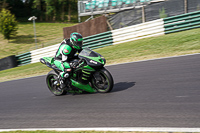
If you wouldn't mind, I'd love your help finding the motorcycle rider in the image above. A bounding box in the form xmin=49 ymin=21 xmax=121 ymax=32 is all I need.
xmin=54 ymin=32 xmax=83 ymax=88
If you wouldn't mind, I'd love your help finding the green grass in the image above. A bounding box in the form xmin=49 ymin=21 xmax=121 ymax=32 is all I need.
xmin=95 ymin=28 xmax=200 ymax=64
xmin=0 ymin=27 xmax=200 ymax=82
xmin=0 ymin=22 xmax=77 ymax=58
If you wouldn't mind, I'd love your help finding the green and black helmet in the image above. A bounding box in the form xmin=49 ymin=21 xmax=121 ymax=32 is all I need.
xmin=70 ymin=32 xmax=83 ymax=50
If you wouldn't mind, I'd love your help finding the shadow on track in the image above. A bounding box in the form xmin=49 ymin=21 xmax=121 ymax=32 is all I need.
xmin=56 ymin=82 xmax=136 ymax=96
xmin=112 ymin=82 xmax=136 ymax=93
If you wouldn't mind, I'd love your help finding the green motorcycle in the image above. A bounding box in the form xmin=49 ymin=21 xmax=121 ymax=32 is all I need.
xmin=40 ymin=48 xmax=114 ymax=96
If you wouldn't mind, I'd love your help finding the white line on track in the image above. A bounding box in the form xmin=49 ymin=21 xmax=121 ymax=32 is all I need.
xmin=1 ymin=127 xmax=200 ymax=132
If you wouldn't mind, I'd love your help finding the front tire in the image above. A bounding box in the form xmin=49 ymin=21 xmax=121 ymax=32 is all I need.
xmin=46 ymin=70 xmax=67 ymax=96
xmin=92 ymin=68 xmax=114 ymax=93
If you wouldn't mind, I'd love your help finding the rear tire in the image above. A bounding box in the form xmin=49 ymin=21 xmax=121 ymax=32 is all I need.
xmin=92 ymin=68 xmax=114 ymax=93
xmin=46 ymin=70 xmax=67 ymax=96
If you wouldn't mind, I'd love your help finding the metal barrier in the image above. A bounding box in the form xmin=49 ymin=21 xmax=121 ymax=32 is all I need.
xmin=164 ymin=10 xmax=200 ymax=34
xmin=15 ymin=52 xmax=31 ymax=66
xmin=112 ymin=19 xmax=165 ymax=45
xmin=83 ymin=31 xmax=113 ymax=49
xmin=30 ymin=32 xmax=113 ymax=64
xmin=31 ymin=44 xmax=60 ymax=64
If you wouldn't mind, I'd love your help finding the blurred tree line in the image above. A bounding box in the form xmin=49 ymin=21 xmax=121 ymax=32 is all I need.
xmin=0 ymin=0 xmax=78 ymax=22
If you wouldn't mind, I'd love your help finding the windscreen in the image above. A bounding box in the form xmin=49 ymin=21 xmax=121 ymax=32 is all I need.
xmin=79 ymin=48 xmax=98 ymax=57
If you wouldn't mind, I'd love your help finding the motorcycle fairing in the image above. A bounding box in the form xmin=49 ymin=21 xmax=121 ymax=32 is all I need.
xmin=40 ymin=57 xmax=54 ymax=65
xmin=71 ymin=79 xmax=96 ymax=93
xmin=40 ymin=57 xmax=61 ymax=71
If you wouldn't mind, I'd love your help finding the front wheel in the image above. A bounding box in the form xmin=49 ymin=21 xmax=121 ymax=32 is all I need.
xmin=92 ymin=68 xmax=114 ymax=93
xmin=46 ymin=70 xmax=67 ymax=96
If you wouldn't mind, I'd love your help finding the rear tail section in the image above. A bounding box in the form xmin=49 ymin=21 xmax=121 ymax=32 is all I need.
xmin=40 ymin=57 xmax=54 ymax=64
xmin=40 ymin=57 xmax=60 ymax=71
xmin=40 ymin=57 xmax=54 ymax=66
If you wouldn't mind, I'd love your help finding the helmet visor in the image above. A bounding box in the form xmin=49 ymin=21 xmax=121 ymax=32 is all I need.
xmin=75 ymin=41 xmax=83 ymax=49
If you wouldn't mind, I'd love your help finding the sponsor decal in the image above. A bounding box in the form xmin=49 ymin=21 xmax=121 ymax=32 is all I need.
xmin=90 ymin=60 xmax=97 ymax=64
xmin=64 ymin=49 xmax=69 ymax=53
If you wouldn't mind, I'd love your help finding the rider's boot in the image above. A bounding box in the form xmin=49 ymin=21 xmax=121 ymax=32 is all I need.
xmin=59 ymin=72 xmax=69 ymax=89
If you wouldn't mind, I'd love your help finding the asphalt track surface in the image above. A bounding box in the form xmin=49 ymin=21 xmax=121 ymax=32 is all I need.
xmin=1 ymin=54 xmax=200 ymax=129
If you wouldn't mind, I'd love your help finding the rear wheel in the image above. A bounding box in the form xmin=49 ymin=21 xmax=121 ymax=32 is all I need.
xmin=92 ymin=68 xmax=114 ymax=93
xmin=46 ymin=70 xmax=67 ymax=96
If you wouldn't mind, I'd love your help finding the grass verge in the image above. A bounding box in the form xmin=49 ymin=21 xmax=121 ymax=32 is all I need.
xmin=95 ymin=28 xmax=200 ymax=64
xmin=0 ymin=22 xmax=77 ymax=59
xmin=0 ymin=28 xmax=200 ymax=82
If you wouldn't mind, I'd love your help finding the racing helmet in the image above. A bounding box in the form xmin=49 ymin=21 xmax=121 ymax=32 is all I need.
xmin=70 ymin=32 xmax=83 ymax=50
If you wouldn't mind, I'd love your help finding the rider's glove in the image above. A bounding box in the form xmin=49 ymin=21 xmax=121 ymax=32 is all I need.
xmin=70 ymin=62 xmax=78 ymax=69
xmin=70 ymin=59 xmax=82 ymax=69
